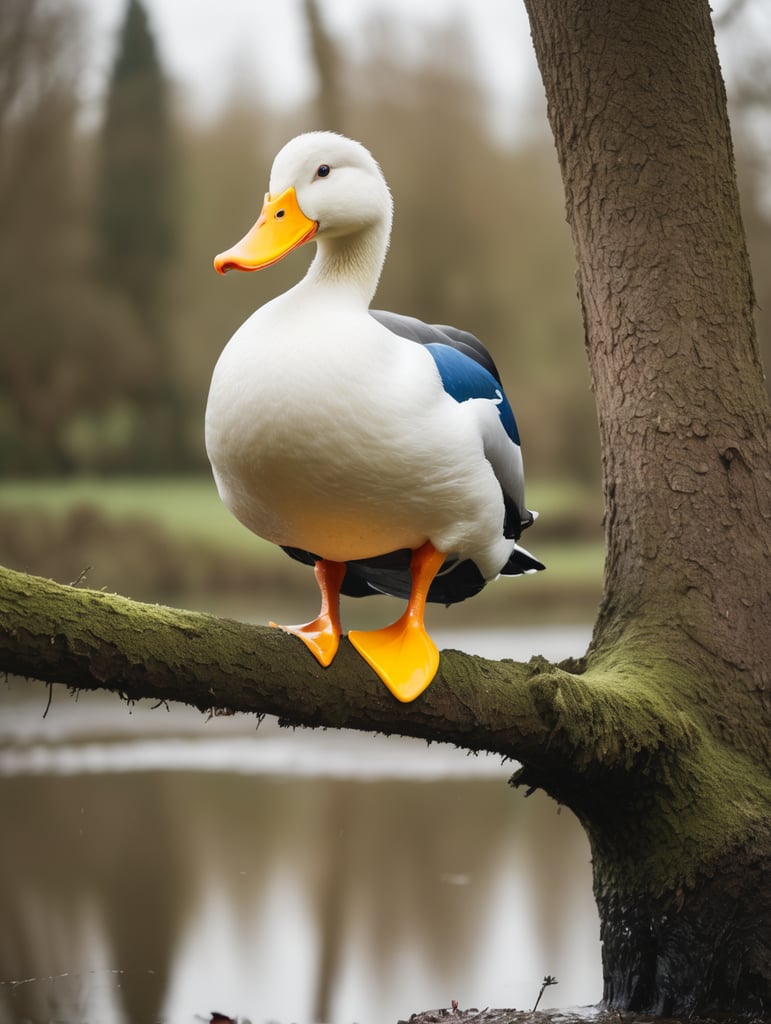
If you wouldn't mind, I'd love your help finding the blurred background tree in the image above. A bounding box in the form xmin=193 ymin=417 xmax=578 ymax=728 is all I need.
xmin=0 ymin=0 xmax=149 ymax=474
xmin=94 ymin=0 xmax=187 ymax=470
xmin=96 ymin=0 xmax=177 ymax=327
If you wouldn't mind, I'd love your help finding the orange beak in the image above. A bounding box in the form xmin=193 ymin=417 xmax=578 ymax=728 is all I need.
xmin=213 ymin=186 xmax=318 ymax=274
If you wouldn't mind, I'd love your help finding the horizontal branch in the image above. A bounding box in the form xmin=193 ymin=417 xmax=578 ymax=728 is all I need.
xmin=0 ymin=565 xmax=682 ymax=786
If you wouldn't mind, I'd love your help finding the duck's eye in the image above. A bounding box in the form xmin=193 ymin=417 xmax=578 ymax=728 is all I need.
xmin=316 ymin=164 xmax=331 ymax=178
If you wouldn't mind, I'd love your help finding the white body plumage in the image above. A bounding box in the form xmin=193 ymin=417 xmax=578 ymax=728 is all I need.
xmin=206 ymin=284 xmax=519 ymax=580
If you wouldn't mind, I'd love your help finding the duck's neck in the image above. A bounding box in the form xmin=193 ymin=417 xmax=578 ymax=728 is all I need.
xmin=302 ymin=220 xmax=389 ymax=308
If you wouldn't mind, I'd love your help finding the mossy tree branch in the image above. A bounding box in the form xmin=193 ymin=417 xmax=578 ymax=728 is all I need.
xmin=0 ymin=564 xmax=681 ymax=780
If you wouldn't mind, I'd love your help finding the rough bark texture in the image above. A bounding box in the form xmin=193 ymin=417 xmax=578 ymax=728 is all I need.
xmin=1 ymin=0 xmax=770 ymax=1017
xmin=522 ymin=0 xmax=771 ymax=1015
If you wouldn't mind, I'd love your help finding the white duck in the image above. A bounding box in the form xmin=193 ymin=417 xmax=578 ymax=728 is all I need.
xmin=206 ymin=132 xmax=543 ymax=702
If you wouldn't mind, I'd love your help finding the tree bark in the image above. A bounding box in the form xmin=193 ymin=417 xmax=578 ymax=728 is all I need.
xmin=523 ymin=0 xmax=771 ymax=1014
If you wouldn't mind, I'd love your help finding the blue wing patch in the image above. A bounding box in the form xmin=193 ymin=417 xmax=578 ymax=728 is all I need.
xmin=425 ymin=342 xmax=521 ymax=445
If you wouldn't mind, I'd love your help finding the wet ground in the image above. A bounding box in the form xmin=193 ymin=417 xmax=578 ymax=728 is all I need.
xmin=405 ymin=1009 xmax=768 ymax=1024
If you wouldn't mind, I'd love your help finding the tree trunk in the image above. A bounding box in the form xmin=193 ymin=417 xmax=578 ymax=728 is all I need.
xmin=303 ymin=0 xmax=345 ymax=133
xmin=523 ymin=0 xmax=770 ymax=1014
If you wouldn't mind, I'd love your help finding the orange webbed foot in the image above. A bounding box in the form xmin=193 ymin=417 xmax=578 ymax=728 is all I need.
xmin=349 ymin=615 xmax=439 ymax=702
xmin=270 ymin=616 xmax=342 ymax=667
xmin=270 ymin=559 xmax=345 ymax=668
xmin=349 ymin=541 xmax=445 ymax=702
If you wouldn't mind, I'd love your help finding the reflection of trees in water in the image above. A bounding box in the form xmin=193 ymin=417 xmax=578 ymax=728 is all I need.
xmin=0 ymin=766 xmax=598 ymax=1023
xmin=0 ymin=774 xmax=192 ymax=1023
xmin=310 ymin=780 xmax=508 ymax=1016
xmin=517 ymin=792 xmax=593 ymax=994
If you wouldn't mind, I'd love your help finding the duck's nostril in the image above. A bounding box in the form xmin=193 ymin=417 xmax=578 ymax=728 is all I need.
xmin=275 ymin=209 xmax=285 ymax=219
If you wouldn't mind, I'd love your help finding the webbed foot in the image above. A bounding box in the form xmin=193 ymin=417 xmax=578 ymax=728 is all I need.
xmin=348 ymin=541 xmax=445 ymax=702
xmin=349 ymin=616 xmax=439 ymax=702
xmin=270 ymin=559 xmax=346 ymax=668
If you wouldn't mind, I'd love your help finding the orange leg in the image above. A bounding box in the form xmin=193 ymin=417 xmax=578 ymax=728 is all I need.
xmin=349 ymin=541 xmax=445 ymax=702
xmin=270 ymin=559 xmax=346 ymax=667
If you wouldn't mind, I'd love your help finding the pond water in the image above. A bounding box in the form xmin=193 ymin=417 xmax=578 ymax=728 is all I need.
xmin=0 ymin=627 xmax=601 ymax=1024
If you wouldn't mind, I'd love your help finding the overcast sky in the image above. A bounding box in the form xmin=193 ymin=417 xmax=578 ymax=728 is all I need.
xmin=77 ymin=0 xmax=540 ymax=133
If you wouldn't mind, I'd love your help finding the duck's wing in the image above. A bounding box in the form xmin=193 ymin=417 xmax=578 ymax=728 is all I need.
xmin=372 ymin=310 xmax=544 ymax=580
xmin=371 ymin=311 xmax=536 ymax=538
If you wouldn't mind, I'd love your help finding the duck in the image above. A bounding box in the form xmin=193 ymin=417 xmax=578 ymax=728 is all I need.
xmin=206 ymin=131 xmax=543 ymax=703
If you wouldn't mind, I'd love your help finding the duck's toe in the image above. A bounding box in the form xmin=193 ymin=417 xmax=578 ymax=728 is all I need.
xmin=271 ymin=617 xmax=342 ymax=668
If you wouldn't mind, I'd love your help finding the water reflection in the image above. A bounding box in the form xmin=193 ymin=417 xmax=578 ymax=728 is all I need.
xmin=0 ymin=629 xmax=601 ymax=1024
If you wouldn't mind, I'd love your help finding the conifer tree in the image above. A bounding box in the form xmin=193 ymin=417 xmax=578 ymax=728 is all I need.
xmin=95 ymin=0 xmax=185 ymax=467
xmin=96 ymin=0 xmax=176 ymax=329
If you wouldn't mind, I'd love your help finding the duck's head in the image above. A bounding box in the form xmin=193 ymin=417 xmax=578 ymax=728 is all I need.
xmin=214 ymin=132 xmax=393 ymax=276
